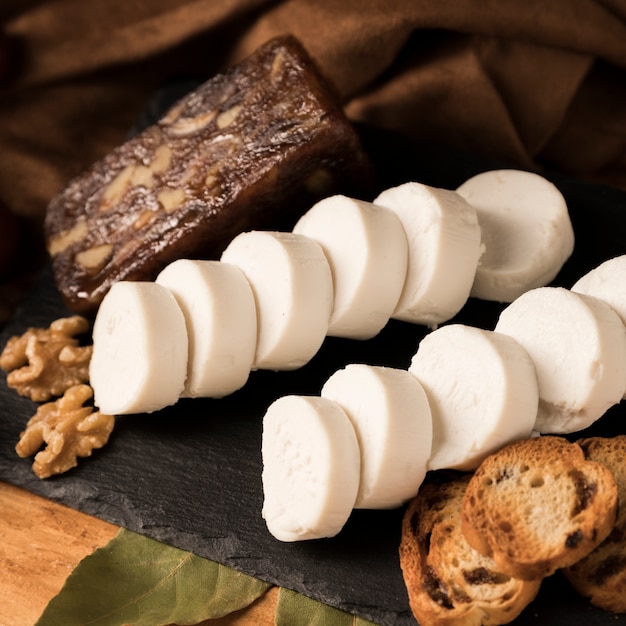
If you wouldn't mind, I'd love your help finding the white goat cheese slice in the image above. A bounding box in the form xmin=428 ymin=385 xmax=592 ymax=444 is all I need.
xmin=221 ymin=231 xmax=333 ymax=370
xmin=409 ymin=324 xmax=538 ymax=471
xmin=261 ymin=395 xmax=360 ymax=542
xmin=321 ymin=363 xmax=432 ymax=509
xmin=495 ymin=287 xmax=626 ymax=433
xmin=293 ymin=194 xmax=408 ymax=339
xmin=457 ymin=169 xmax=574 ymax=302
xmin=156 ymin=259 xmax=257 ymax=398
xmin=90 ymin=281 xmax=188 ymax=415
xmin=374 ymin=182 xmax=482 ymax=327
xmin=572 ymin=255 xmax=626 ymax=399
xmin=572 ymin=255 xmax=626 ymax=325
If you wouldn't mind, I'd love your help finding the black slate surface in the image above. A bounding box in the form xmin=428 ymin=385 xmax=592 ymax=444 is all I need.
xmin=2 ymin=126 xmax=626 ymax=625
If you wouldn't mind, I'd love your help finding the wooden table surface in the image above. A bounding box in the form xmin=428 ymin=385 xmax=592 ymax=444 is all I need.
xmin=0 ymin=480 xmax=277 ymax=626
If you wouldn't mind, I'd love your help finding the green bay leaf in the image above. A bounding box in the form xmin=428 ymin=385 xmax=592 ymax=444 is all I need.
xmin=275 ymin=587 xmax=379 ymax=626
xmin=35 ymin=528 xmax=272 ymax=626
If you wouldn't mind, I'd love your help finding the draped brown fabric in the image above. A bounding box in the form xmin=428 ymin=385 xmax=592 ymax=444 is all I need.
xmin=1 ymin=0 xmax=626 ymax=317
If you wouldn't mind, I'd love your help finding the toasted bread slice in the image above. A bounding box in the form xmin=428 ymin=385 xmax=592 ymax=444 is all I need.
xmin=461 ymin=436 xmax=618 ymax=580
xmin=399 ymin=471 xmax=541 ymax=626
xmin=563 ymin=435 xmax=626 ymax=612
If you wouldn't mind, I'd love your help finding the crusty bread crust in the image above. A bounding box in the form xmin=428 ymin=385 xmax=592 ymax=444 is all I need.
xmin=399 ymin=471 xmax=541 ymax=626
xmin=461 ymin=436 xmax=618 ymax=581
xmin=563 ymin=435 xmax=626 ymax=613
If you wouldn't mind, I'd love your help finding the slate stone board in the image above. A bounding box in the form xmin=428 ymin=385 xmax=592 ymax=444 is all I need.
xmin=2 ymin=125 xmax=626 ymax=625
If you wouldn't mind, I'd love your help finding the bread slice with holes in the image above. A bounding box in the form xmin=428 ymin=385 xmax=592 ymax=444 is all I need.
xmin=461 ymin=436 xmax=618 ymax=581
xmin=563 ymin=435 xmax=626 ymax=612
xmin=400 ymin=471 xmax=542 ymax=626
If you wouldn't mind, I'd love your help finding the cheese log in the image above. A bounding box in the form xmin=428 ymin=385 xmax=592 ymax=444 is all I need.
xmin=220 ymin=231 xmax=333 ymax=370
xmin=90 ymin=281 xmax=188 ymax=414
xmin=155 ymin=259 xmax=256 ymax=398
xmin=44 ymin=35 xmax=371 ymax=314
xmin=261 ymin=395 xmax=360 ymax=542
xmin=373 ymin=182 xmax=482 ymax=327
xmin=457 ymin=169 xmax=574 ymax=302
xmin=293 ymin=194 xmax=408 ymax=339
xmin=408 ymin=324 xmax=538 ymax=471
xmin=495 ymin=287 xmax=626 ymax=433
xmin=321 ymin=363 xmax=432 ymax=509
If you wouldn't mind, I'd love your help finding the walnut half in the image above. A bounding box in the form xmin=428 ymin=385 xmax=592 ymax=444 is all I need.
xmin=0 ymin=316 xmax=92 ymax=401
xmin=15 ymin=384 xmax=115 ymax=479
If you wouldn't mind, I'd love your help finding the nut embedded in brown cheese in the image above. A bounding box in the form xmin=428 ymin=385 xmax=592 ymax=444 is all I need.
xmin=44 ymin=35 xmax=372 ymax=314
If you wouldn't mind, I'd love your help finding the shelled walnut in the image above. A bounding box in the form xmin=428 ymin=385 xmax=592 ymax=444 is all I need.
xmin=0 ymin=315 xmax=92 ymax=401
xmin=15 ymin=384 xmax=115 ymax=479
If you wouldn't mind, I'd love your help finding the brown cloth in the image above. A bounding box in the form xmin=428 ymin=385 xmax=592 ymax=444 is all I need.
xmin=1 ymin=0 xmax=626 ymax=317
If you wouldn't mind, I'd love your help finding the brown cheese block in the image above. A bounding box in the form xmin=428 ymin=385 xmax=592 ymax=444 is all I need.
xmin=44 ymin=35 xmax=372 ymax=314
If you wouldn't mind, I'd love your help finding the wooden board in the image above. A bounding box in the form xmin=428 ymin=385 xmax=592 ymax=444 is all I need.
xmin=0 ymin=482 xmax=280 ymax=625
xmin=0 ymin=481 xmax=118 ymax=626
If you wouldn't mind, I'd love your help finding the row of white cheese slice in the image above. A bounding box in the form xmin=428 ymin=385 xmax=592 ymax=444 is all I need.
xmin=90 ymin=170 xmax=574 ymax=415
xmin=261 ymin=258 xmax=626 ymax=542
